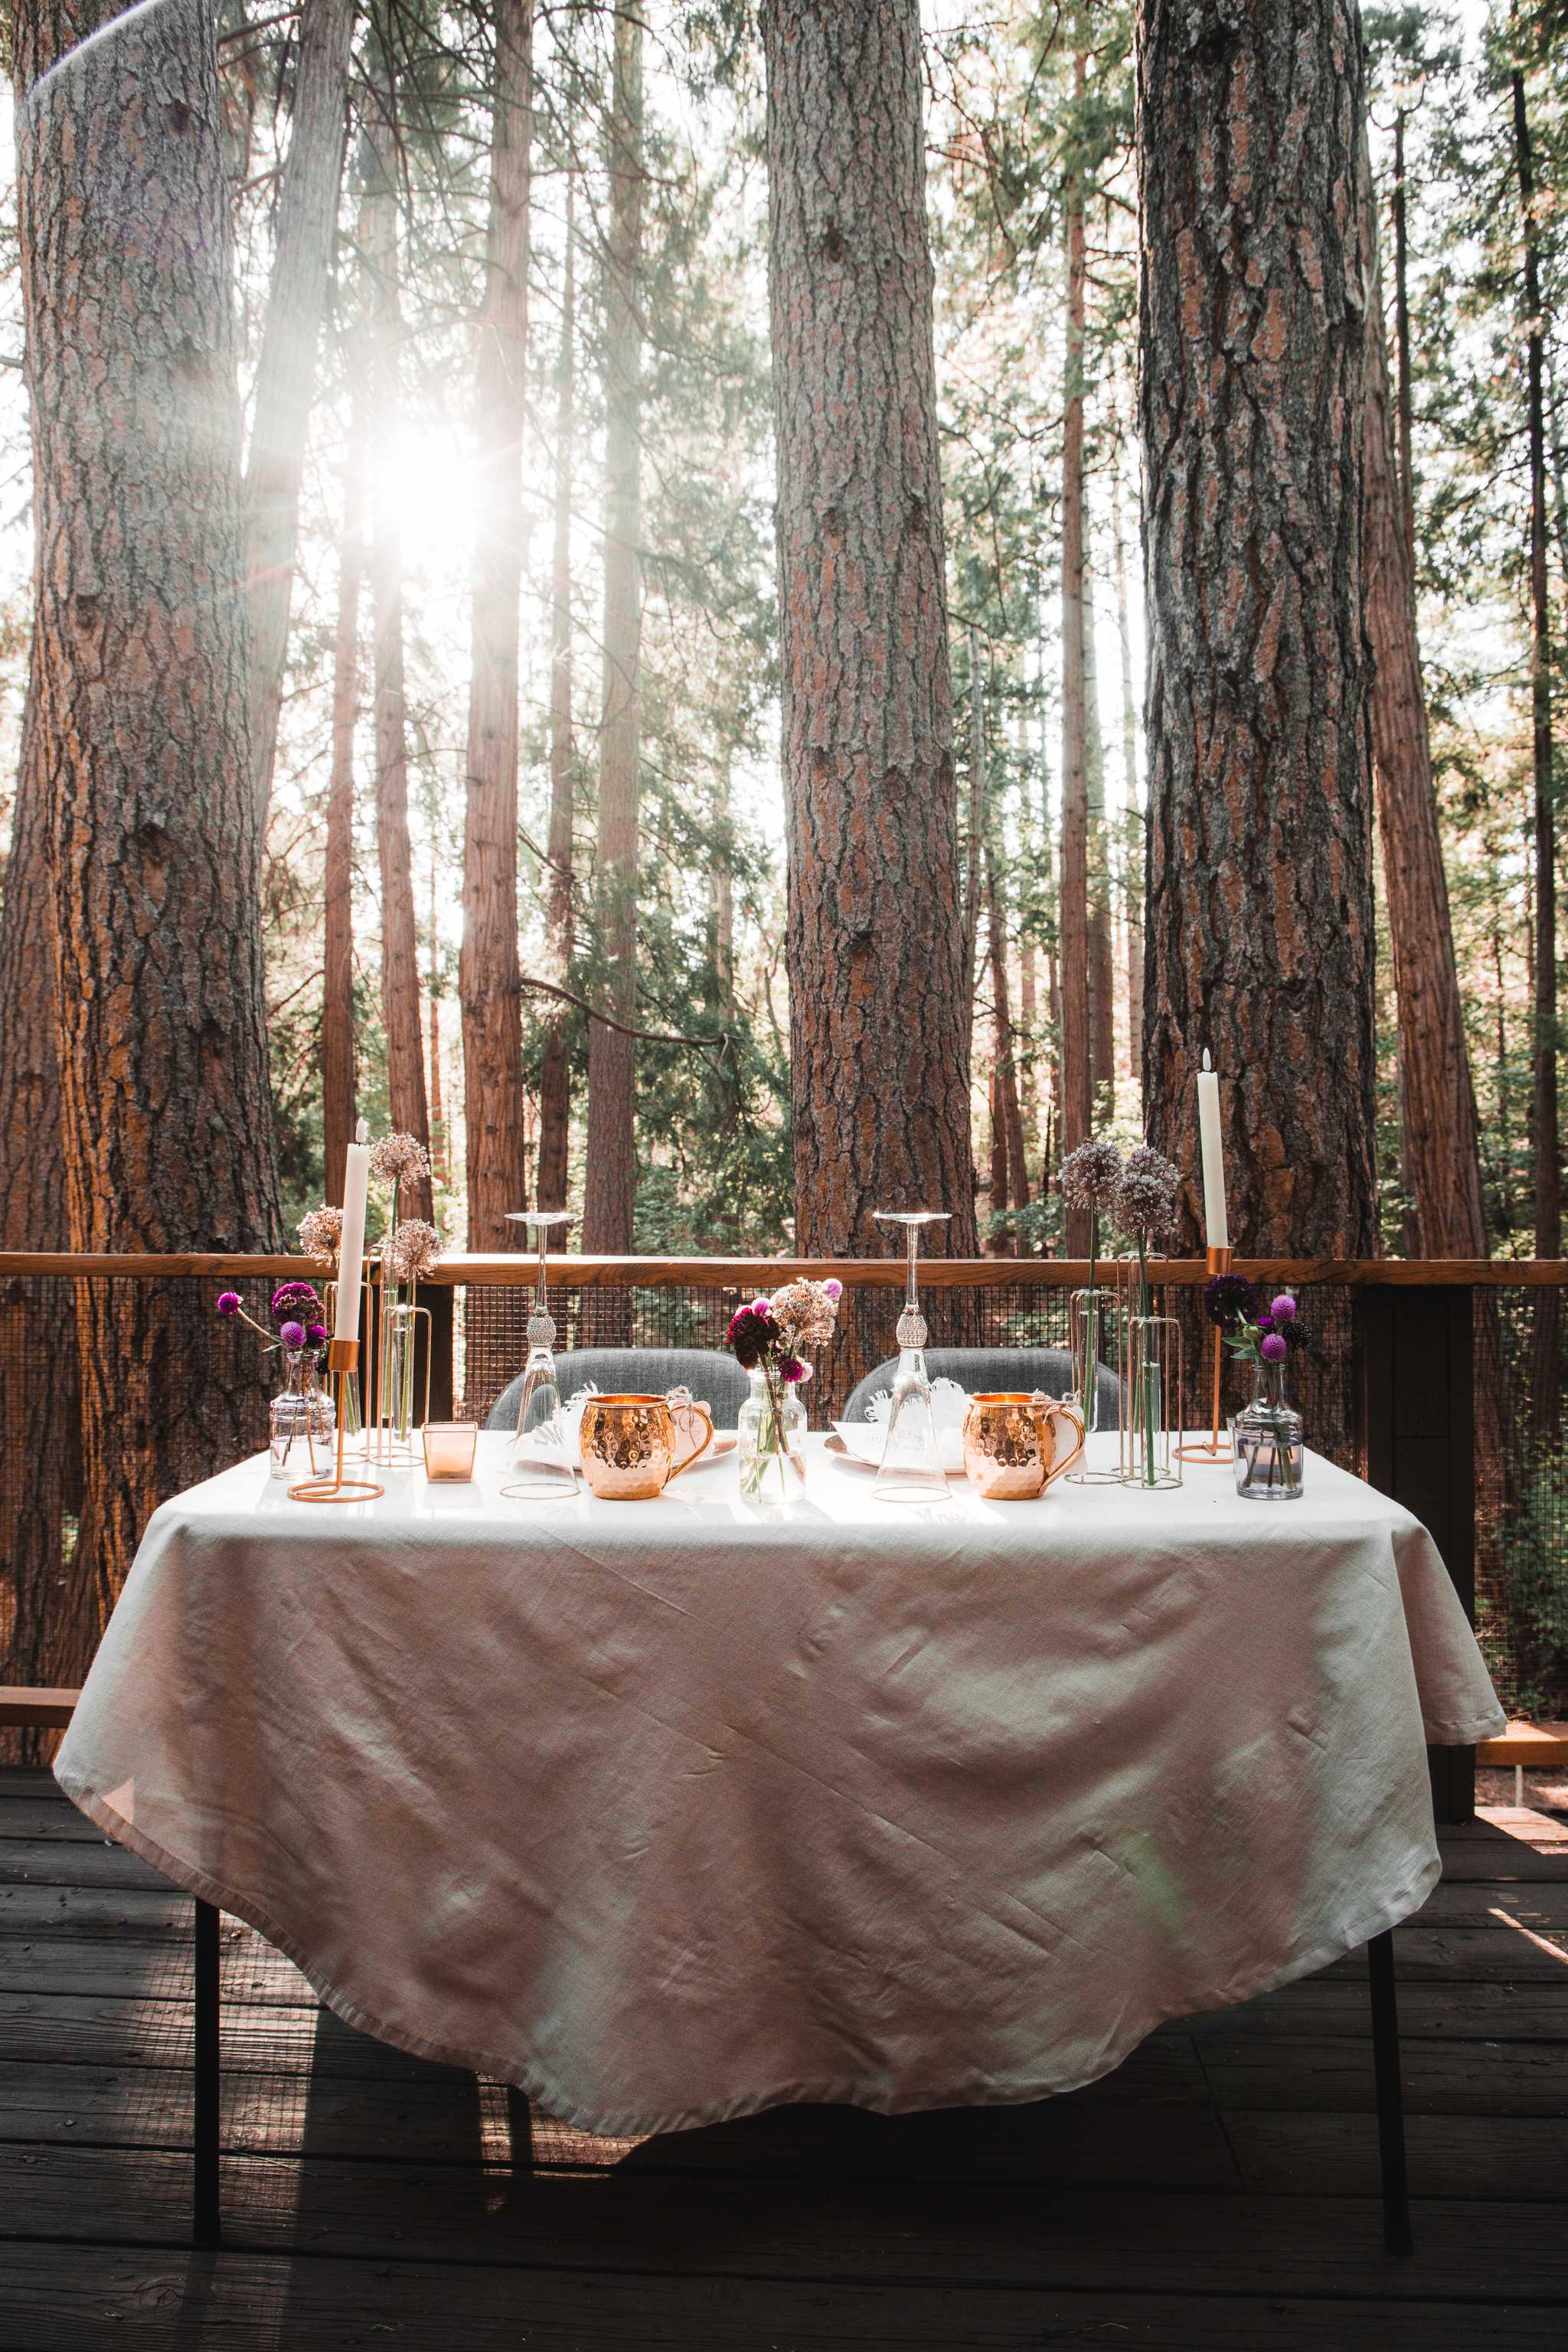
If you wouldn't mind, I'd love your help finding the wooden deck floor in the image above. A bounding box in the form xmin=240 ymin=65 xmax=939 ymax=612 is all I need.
xmin=1 ymin=1769 xmax=1564 ymax=2350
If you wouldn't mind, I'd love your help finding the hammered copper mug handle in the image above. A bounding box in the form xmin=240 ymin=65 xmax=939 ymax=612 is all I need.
xmin=1031 ymin=1391 xmax=1085 ymax=1490
xmin=666 ymin=1395 xmax=714 ymax=1478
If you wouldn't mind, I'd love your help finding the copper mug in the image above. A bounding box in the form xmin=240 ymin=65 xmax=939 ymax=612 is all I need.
xmin=962 ymin=1391 xmax=1085 ymax=1500
xmin=578 ymin=1392 xmax=714 ymax=1500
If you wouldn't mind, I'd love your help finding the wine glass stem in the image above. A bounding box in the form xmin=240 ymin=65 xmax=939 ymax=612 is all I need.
xmin=906 ymin=1227 xmax=917 ymax=1314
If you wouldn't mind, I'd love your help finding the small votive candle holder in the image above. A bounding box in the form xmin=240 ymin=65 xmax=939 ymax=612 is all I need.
xmin=423 ymin=1421 xmax=479 ymax=1483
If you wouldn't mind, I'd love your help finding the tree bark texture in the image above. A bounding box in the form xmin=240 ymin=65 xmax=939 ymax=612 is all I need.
xmin=243 ymin=0 xmax=355 ymax=822
xmin=1361 ymin=134 xmax=1487 ymax=1259
xmin=1112 ymin=446 xmax=1145 ymax=1095
xmin=761 ymin=0 xmax=977 ymax=1256
xmin=581 ymin=10 xmax=644 ymax=1256
xmin=536 ymin=175 xmax=577 ymax=1215
xmin=459 ymin=0 xmax=531 ymax=1250
xmin=1137 ymin=0 xmax=1377 ymax=1258
xmin=1059 ymin=79 xmax=1092 ymax=1253
xmin=1084 ymin=600 xmax=1116 ymax=1109
xmin=15 ymin=0 xmax=284 ymax=1677
xmin=361 ymin=143 xmax=433 ymax=1223
xmin=1512 ymin=69 xmax=1561 ymax=1265
xmin=322 ymin=434 xmax=361 ymax=1204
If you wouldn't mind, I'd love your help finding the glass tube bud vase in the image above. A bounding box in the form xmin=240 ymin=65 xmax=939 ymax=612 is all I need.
xmin=1233 ymin=1363 xmax=1305 ymax=1501
xmin=1121 ymin=1314 xmax=1183 ymax=1491
xmin=270 ymin=1348 xmax=336 ymax=1481
xmin=1067 ymin=1266 xmax=1125 ymax=1485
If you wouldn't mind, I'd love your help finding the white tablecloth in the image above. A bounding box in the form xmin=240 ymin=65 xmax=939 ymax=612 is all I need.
xmin=56 ymin=1431 xmax=1504 ymax=2136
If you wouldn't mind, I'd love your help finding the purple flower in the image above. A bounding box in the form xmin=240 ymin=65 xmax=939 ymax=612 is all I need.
xmin=1204 ymin=1273 xmax=1257 ymax=1329
xmin=751 ymin=1296 xmax=773 ymax=1316
xmin=824 ymin=1279 xmax=843 ymax=1302
xmin=1260 ymin=1331 xmax=1288 ymax=1364
xmin=216 ymin=1292 xmax=240 ymax=1317
xmin=271 ymin=1280 xmax=320 ymax=1325
xmin=306 ymin=1322 xmax=327 ymax=1346
xmin=781 ymin=1357 xmax=806 ymax=1383
xmin=279 ymin=1321 xmax=307 ymax=1351
xmin=1270 ymin=1293 xmax=1297 ymax=1323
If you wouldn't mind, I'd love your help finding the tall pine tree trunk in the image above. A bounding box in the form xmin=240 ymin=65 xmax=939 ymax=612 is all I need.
xmin=1512 ymin=69 xmax=1561 ymax=1267
xmin=1138 ymin=0 xmax=1377 ymax=1259
xmin=1084 ymin=595 xmax=1116 ymax=1110
xmin=582 ymin=11 xmax=643 ymax=1255
xmin=322 ymin=432 xmax=361 ymax=1202
xmin=243 ymin=0 xmax=355 ymax=820
xmin=761 ymin=0 xmax=976 ymax=1255
xmin=459 ymin=0 xmax=531 ymax=1250
xmin=1361 ymin=132 xmax=1487 ymax=1257
xmin=16 ymin=0 xmax=283 ymax=1668
xmin=1059 ymin=66 xmax=1093 ymax=1251
xmin=1111 ymin=435 xmax=1144 ymax=1098
xmin=361 ymin=137 xmax=433 ymax=1220
xmin=537 ymin=177 xmax=577 ymax=1213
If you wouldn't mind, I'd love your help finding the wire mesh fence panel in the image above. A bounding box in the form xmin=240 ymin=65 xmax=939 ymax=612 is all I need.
xmin=1475 ymin=1285 xmax=1568 ymax=1718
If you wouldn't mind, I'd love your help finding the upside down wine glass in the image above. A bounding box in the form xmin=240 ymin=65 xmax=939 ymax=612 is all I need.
xmin=502 ymin=1210 xmax=577 ymax=1498
xmin=871 ymin=1210 xmax=953 ymax=1502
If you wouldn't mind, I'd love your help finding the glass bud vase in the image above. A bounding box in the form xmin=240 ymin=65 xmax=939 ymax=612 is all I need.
xmin=737 ymin=1366 xmax=806 ymax=1505
xmin=1233 ymin=1362 xmax=1304 ymax=1501
xmin=270 ymin=1349 xmax=335 ymax=1481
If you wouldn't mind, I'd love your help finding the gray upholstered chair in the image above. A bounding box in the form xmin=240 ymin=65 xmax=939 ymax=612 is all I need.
xmin=485 ymin=1347 xmax=751 ymax=1433
xmin=841 ymin=1345 xmax=1122 ymax=1430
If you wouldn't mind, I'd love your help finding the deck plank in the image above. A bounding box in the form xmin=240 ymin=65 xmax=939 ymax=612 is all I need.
xmin=2 ymin=2243 xmax=1561 ymax=2352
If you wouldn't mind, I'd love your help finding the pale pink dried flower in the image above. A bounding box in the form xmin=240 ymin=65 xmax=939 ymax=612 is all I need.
xmin=298 ymin=1204 xmax=344 ymax=1266
xmin=369 ymin=1132 xmax=432 ymax=1188
xmin=382 ymin=1217 xmax=441 ymax=1285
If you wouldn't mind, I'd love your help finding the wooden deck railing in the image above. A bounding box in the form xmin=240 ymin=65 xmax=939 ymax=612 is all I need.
xmin=2 ymin=1253 xmax=1566 ymax=1800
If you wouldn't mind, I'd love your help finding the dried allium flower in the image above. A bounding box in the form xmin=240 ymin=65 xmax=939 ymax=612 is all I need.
xmin=382 ymin=1217 xmax=441 ymax=1285
xmin=369 ymin=1132 xmax=433 ymax=1188
xmin=769 ymin=1277 xmax=840 ymax=1353
xmin=1061 ymin=1138 xmax=1123 ymax=1214
xmin=1116 ymin=1144 xmax=1181 ymax=1239
xmin=298 ymin=1205 xmax=343 ymax=1265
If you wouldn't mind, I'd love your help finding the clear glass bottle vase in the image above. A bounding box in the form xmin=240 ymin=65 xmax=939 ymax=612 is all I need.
xmin=737 ymin=1365 xmax=806 ymax=1504
xmin=270 ymin=1348 xmax=335 ymax=1480
xmin=1233 ymin=1362 xmax=1304 ymax=1501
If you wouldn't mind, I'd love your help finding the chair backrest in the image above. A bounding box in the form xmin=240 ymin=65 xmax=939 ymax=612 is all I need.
xmin=484 ymin=1347 xmax=751 ymax=1432
xmin=840 ymin=1345 xmax=1122 ymax=1429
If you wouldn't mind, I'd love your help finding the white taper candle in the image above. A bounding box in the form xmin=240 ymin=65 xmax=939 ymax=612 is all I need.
xmin=335 ymin=1118 xmax=371 ymax=1342
xmin=1197 ymin=1049 xmax=1229 ymax=1249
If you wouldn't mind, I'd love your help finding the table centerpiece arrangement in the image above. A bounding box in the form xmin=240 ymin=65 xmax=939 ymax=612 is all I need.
xmin=215 ymin=1278 xmax=333 ymax=1481
xmin=1207 ymin=1279 xmax=1308 ymax=1500
xmin=1060 ymin=1139 xmax=1130 ymax=1484
xmin=1114 ymin=1143 xmax=1184 ymax=1489
xmin=727 ymin=1275 xmax=842 ymax=1503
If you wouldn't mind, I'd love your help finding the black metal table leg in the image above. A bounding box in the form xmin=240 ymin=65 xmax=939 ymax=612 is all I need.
xmin=1367 ymin=1928 xmax=1411 ymax=2254
xmin=194 ymin=1897 xmax=221 ymax=2249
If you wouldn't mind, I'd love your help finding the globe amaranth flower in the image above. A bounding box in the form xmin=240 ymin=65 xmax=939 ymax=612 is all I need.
xmin=279 ymin=1321 xmax=307 ymax=1351
xmin=1061 ymin=1138 xmax=1124 ymax=1215
xmin=1270 ymin=1293 xmax=1297 ymax=1323
xmin=1260 ymin=1330 xmax=1289 ymax=1364
xmin=306 ymin=1323 xmax=327 ymax=1346
xmin=216 ymin=1292 xmax=241 ymax=1318
xmin=824 ymin=1279 xmax=843 ymax=1302
xmin=1204 ymin=1272 xmax=1258 ymax=1329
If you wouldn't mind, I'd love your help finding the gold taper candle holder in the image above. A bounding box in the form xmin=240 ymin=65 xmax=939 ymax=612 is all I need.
xmin=1176 ymin=1244 xmax=1232 ymax=1464
xmin=289 ymin=1339 xmax=385 ymax=1503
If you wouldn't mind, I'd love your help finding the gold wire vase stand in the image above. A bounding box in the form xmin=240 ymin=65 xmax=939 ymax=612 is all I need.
xmin=1120 ymin=1308 xmax=1184 ymax=1491
xmin=289 ymin=1339 xmax=385 ymax=1504
xmin=1067 ymin=1257 xmax=1128 ymax=1484
xmin=363 ymin=1280 xmax=431 ymax=1471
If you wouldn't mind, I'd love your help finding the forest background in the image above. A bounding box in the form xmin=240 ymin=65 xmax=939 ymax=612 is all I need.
xmin=1 ymin=0 xmax=1555 ymax=1266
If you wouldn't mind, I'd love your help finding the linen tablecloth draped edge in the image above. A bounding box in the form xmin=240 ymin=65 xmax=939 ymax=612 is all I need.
xmin=52 ymin=1760 xmax=1446 ymax=2141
